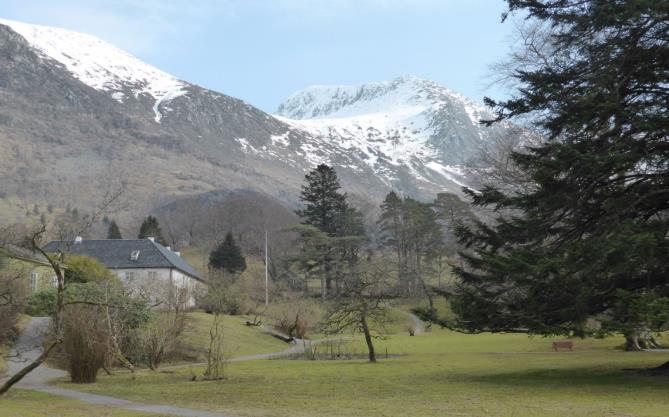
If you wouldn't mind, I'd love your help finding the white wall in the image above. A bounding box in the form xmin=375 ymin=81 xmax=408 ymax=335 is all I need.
xmin=112 ymin=268 xmax=201 ymax=308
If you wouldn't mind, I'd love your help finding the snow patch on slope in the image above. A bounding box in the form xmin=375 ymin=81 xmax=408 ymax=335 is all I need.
xmin=0 ymin=18 xmax=187 ymax=123
xmin=274 ymin=76 xmax=491 ymax=191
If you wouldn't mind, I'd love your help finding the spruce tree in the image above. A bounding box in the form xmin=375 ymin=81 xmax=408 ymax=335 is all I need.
xmin=107 ymin=220 xmax=123 ymax=239
xmin=296 ymin=164 xmax=349 ymax=237
xmin=209 ymin=232 xmax=247 ymax=274
xmin=138 ymin=216 xmax=167 ymax=246
xmin=450 ymin=1 xmax=669 ymax=354
xmin=296 ymin=164 xmax=365 ymax=296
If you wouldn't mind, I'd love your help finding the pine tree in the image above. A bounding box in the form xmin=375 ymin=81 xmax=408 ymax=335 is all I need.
xmin=296 ymin=164 xmax=365 ymax=296
xmin=138 ymin=216 xmax=167 ymax=245
xmin=209 ymin=232 xmax=246 ymax=275
xmin=107 ymin=220 xmax=123 ymax=239
xmin=296 ymin=164 xmax=349 ymax=237
xmin=450 ymin=1 xmax=669 ymax=354
xmin=378 ymin=192 xmax=443 ymax=301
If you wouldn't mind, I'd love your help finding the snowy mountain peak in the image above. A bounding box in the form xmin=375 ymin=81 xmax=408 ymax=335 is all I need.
xmin=271 ymin=76 xmax=505 ymax=192
xmin=275 ymin=75 xmax=483 ymax=122
xmin=0 ymin=18 xmax=187 ymax=122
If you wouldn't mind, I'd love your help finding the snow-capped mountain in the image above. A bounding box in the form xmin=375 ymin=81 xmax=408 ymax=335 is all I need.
xmin=0 ymin=18 xmax=509 ymax=221
xmin=0 ymin=18 xmax=187 ymax=123
xmin=275 ymin=76 xmax=508 ymax=191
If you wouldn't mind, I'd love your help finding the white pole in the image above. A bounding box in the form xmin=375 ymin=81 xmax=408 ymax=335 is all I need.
xmin=265 ymin=229 xmax=269 ymax=306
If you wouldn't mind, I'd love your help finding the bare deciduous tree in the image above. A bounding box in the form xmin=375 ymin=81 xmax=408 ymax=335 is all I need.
xmin=0 ymin=184 xmax=125 ymax=395
xmin=321 ymin=262 xmax=393 ymax=363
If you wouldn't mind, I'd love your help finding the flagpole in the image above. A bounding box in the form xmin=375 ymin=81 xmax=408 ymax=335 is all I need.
xmin=265 ymin=229 xmax=268 ymax=306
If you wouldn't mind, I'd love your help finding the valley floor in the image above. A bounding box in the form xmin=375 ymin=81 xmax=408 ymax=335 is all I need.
xmin=51 ymin=326 xmax=669 ymax=417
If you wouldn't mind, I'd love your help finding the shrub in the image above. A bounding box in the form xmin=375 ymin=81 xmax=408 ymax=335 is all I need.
xmin=128 ymin=306 xmax=187 ymax=370
xmin=267 ymin=301 xmax=320 ymax=339
xmin=0 ymin=269 xmax=28 ymax=343
xmin=64 ymin=255 xmax=116 ymax=284
xmin=55 ymin=281 xmax=150 ymax=382
xmin=62 ymin=304 xmax=111 ymax=383
xmin=24 ymin=288 xmax=56 ymax=316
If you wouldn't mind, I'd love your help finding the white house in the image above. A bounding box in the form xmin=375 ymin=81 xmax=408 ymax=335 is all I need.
xmin=44 ymin=237 xmax=204 ymax=307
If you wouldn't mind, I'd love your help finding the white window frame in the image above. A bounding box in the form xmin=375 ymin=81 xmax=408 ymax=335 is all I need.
xmin=31 ymin=271 xmax=38 ymax=292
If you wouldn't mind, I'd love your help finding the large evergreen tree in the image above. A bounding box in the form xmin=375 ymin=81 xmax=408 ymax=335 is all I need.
xmin=297 ymin=164 xmax=349 ymax=237
xmin=209 ymin=232 xmax=247 ymax=275
xmin=379 ymin=192 xmax=443 ymax=302
xmin=451 ymin=1 xmax=669 ymax=355
xmin=296 ymin=164 xmax=365 ymax=296
xmin=107 ymin=220 xmax=122 ymax=239
xmin=138 ymin=216 xmax=167 ymax=246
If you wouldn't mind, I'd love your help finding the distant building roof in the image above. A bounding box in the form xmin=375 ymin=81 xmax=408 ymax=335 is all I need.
xmin=43 ymin=239 xmax=203 ymax=281
xmin=0 ymin=244 xmax=51 ymax=266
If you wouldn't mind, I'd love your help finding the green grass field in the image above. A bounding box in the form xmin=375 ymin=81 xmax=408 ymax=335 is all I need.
xmin=180 ymin=312 xmax=290 ymax=360
xmin=55 ymin=327 xmax=669 ymax=417
xmin=0 ymin=389 xmax=162 ymax=417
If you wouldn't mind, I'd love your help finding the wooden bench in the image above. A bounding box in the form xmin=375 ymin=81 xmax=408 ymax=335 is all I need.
xmin=552 ymin=341 xmax=573 ymax=351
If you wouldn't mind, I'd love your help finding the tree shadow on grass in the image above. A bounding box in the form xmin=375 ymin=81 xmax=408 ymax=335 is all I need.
xmin=448 ymin=364 xmax=669 ymax=393
xmin=432 ymin=363 xmax=669 ymax=393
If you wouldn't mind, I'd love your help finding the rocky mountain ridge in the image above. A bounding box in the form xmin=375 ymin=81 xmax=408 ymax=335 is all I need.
xmin=0 ymin=18 xmax=511 ymax=223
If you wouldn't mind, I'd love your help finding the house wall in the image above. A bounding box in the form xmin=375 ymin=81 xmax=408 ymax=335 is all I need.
xmin=0 ymin=256 xmax=57 ymax=293
xmin=111 ymin=268 xmax=200 ymax=307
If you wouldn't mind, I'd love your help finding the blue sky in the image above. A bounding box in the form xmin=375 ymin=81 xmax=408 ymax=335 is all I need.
xmin=0 ymin=0 xmax=516 ymax=112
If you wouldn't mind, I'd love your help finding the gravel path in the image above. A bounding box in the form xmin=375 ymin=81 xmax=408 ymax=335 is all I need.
xmin=2 ymin=317 xmax=310 ymax=417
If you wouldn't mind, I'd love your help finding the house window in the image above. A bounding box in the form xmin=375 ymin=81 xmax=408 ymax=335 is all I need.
xmin=51 ymin=275 xmax=58 ymax=287
xmin=148 ymin=271 xmax=158 ymax=281
xmin=125 ymin=271 xmax=136 ymax=282
xmin=31 ymin=271 xmax=39 ymax=292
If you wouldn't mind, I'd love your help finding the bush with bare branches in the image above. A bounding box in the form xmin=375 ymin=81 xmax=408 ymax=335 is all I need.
xmin=0 ymin=269 xmax=28 ymax=344
xmin=61 ymin=304 xmax=111 ymax=383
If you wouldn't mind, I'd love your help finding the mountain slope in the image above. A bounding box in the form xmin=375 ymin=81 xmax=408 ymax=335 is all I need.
xmin=0 ymin=18 xmax=507 ymax=224
xmin=275 ymin=76 xmax=512 ymax=191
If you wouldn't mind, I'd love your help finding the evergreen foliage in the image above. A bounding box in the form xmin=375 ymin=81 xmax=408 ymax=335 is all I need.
xmin=378 ymin=191 xmax=443 ymax=300
xmin=209 ymin=232 xmax=247 ymax=275
xmin=137 ymin=216 xmax=167 ymax=246
xmin=107 ymin=220 xmax=122 ymax=239
xmin=294 ymin=164 xmax=366 ymax=296
xmin=451 ymin=1 xmax=669 ymax=340
xmin=296 ymin=164 xmax=364 ymax=238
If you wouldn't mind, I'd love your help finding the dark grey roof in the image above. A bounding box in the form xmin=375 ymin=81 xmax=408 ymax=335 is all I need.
xmin=0 ymin=244 xmax=51 ymax=266
xmin=43 ymin=239 xmax=202 ymax=281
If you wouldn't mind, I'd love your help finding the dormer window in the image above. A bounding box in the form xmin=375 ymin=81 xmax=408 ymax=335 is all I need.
xmin=130 ymin=250 xmax=141 ymax=261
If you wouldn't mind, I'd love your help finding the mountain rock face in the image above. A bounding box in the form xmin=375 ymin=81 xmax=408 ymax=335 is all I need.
xmin=275 ymin=76 xmax=513 ymax=193
xmin=0 ymin=18 xmax=509 ymax=223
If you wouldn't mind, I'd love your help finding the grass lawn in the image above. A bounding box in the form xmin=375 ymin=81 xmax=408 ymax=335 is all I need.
xmin=56 ymin=328 xmax=669 ymax=417
xmin=0 ymin=389 xmax=163 ymax=417
xmin=180 ymin=312 xmax=289 ymax=360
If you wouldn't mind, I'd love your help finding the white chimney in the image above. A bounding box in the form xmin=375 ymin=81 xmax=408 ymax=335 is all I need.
xmin=147 ymin=237 xmax=155 ymax=242
xmin=166 ymin=246 xmax=171 ymax=251
xmin=74 ymin=236 xmax=83 ymax=244
xmin=174 ymin=251 xmax=181 ymax=257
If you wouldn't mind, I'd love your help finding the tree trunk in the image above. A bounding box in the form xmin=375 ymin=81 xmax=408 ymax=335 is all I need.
xmin=360 ymin=314 xmax=376 ymax=363
xmin=0 ymin=339 xmax=61 ymax=396
xmin=624 ymin=327 xmax=660 ymax=351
